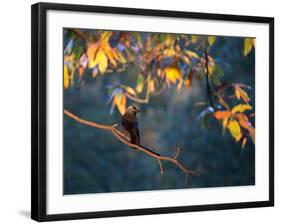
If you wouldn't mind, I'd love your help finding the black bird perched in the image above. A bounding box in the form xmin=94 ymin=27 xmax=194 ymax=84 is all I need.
xmin=121 ymin=105 xmax=141 ymax=145
xmin=121 ymin=105 xmax=160 ymax=156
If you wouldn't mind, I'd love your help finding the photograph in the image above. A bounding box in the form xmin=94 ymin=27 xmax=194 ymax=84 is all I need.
xmin=63 ymin=28 xmax=256 ymax=195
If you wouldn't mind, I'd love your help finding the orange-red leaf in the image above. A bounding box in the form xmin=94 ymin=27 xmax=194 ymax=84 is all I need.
xmin=214 ymin=111 xmax=231 ymax=120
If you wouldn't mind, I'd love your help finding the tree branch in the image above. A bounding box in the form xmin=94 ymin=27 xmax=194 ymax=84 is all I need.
xmin=64 ymin=109 xmax=199 ymax=177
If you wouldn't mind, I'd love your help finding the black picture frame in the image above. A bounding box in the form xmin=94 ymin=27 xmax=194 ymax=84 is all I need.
xmin=31 ymin=2 xmax=274 ymax=222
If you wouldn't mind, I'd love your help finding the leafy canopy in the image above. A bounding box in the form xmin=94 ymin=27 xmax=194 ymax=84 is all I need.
xmin=64 ymin=29 xmax=255 ymax=148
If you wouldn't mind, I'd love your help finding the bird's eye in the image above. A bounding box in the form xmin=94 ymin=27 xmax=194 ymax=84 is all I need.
xmin=133 ymin=106 xmax=136 ymax=109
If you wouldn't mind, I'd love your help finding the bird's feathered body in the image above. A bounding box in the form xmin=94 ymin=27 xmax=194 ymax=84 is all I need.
xmin=121 ymin=106 xmax=140 ymax=145
xmin=121 ymin=105 xmax=160 ymax=156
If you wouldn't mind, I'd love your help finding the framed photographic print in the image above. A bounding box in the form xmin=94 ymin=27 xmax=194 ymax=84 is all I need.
xmin=31 ymin=2 xmax=274 ymax=222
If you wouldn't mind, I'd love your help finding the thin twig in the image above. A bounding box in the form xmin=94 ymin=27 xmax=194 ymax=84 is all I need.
xmin=157 ymin=159 xmax=164 ymax=174
xmin=64 ymin=109 xmax=199 ymax=176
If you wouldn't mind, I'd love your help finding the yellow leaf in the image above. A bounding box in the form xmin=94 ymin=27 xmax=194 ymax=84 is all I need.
xmin=208 ymin=36 xmax=216 ymax=47
xmin=87 ymin=44 xmax=99 ymax=68
xmin=228 ymin=120 xmax=242 ymax=142
xmin=235 ymin=85 xmax=250 ymax=103
xmin=232 ymin=104 xmax=252 ymax=114
xmin=100 ymin=31 xmax=112 ymax=41
xmin=165 ymin=67 xmax=181 ymax=84
xmin=185 ymin=50 xmax=199 ymax=59
xmin=69 ymin=66 xmax=75 ymax=87
xmin=104 ymin=47 xmax=117 ymax=66
xmin=136 ymin=75 xmax=144 ymax=93
xmin=63 ymin=65 xmax=69 ymax=89
xmin=96 ymin=50 xmax=108 ymax=74
xmin=124 ymin=86 xmax=136 ymax=96
xmin=207 ymin=56 xmax=215 ymax=75
xmin=191 ymin=35 xmax=198 ymax=44
xmin=115 ymin=51 xmax=126 ymax=64
xmin=181 ymin=55 xmax=191 ymax=64
xmin=164 ymin=48 xmax=176 ymax=57
xmin=114 ymin=93 xmax=126 ymax=115
xmin=244 ymin=38 xmax=254 ymax=56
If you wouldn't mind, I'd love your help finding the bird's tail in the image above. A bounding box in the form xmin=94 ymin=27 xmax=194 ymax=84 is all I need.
xmin=135 ymin=144 xmax=160 ymax=156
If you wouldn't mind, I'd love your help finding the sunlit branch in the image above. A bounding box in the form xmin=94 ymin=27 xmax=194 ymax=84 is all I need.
xmin=125 ymin=87 xmax=150 ymax=104
xmin=64 ymin=109 xmax=199 ymax=177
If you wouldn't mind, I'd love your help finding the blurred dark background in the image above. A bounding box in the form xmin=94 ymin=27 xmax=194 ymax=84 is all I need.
xmin=63 ymin=33 xmax=255 ymax=195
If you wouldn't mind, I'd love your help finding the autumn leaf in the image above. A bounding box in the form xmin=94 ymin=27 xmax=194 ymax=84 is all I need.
xmin=164 ymin=48 xmax=176 ymax=57
xmin=208 ymin=36 xmax=216 ymax=47
xmin=136 ymin=75 xmax=145 ymax=93
xmin=235 ymin=113 xmax=250 ymax=129
xmin=123 ymin=86 xmax=136 ymax=96
xmin=165 ymin=67 xmax=181 ymax=84
xmin=64 ymin=64 xmax=69 ymax=89
xmin=114 ymin=92 xmax=126 ymax=115
xmin=231 ymin=104 xmax=252 ymax=114
xmin=234 ymin=85 xmax=250 ymax=103
xmin=214 ymin=111 xmax=231 ymax=120
xmin=78 ymin=67 xmax=84 ymax=78
xmin=244 ymin=38 xmax=255 ymax=56
xmin=185 ymin=71 xmax=193 ymax=89
xmin=207 ymin=56 xmax=215 ymax=75
xmin=96 ymin=50 xmax=108 ymax=74
xmin=214 ymin=111 xmax=231 ymax=129
xmin=115 ymin=51 xmax=126 ymax=64
xmin=180 ymin=55 xmax=191 ymax=64
xmin=87 ymin=43 xmax=99 ymax=68
xmin=242 ymin=137 xmax=247 ymax=149
xmin=185 ymin=50 xmax=199 ymax=59
xmin=191 ymin=35 xmax=198 ymax=44
xmin=228 ymin=120 xmax=242 ymax=142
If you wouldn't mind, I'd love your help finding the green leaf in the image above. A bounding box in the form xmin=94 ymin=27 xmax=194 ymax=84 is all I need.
xmin=210 ymin=73 xmax=221 ymax=86
xmin=214 ymin=64 xmax=224 ymax=77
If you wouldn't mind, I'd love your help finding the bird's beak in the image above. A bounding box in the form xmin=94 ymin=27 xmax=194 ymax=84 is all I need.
xmin=135 ymin=108 xmax=140 ymax=113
